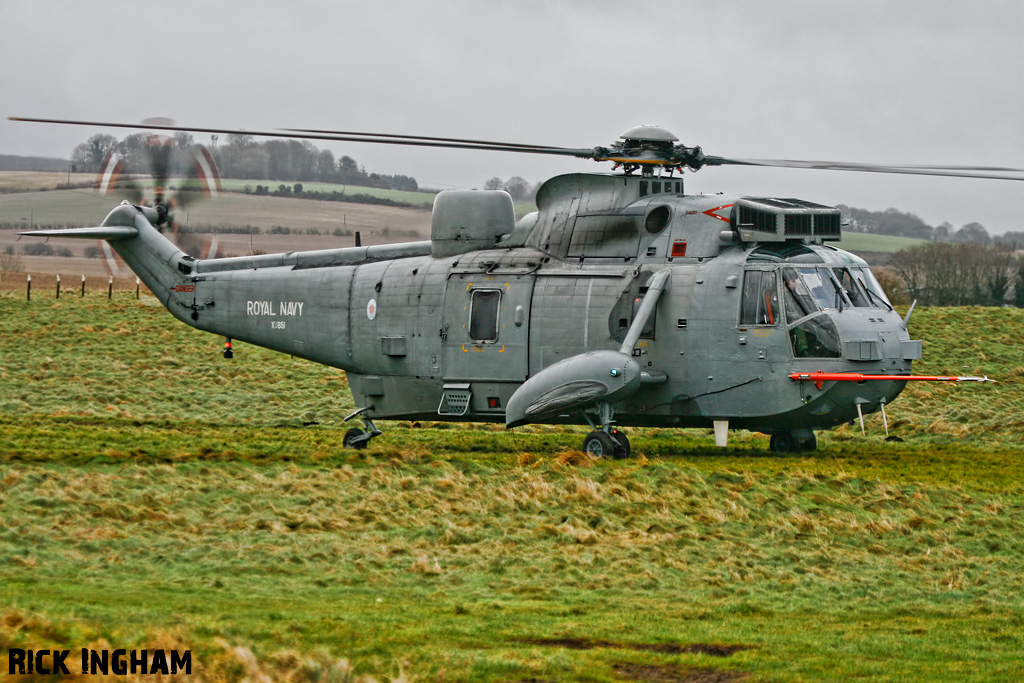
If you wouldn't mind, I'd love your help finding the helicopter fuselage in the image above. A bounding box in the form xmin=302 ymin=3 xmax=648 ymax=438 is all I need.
xmin=143 ymin=173 xmax=918 ymax=436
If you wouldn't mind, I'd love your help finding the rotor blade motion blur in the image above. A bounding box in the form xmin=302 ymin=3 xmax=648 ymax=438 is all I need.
xmin=10 ymin=117 xmax=597 ymax=159
xmin=11 ymin=116 xmax=1024 ymax=180
xmin=710 ymin=157 xmax=1024 ymax=182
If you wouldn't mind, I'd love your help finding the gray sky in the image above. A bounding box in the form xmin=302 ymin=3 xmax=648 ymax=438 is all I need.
xmin=2 ymin=0 xmax=1022 ymax=232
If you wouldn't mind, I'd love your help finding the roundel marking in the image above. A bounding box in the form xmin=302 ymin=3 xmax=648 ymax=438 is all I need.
xmin=367 ymin=298 xmax=377 ymax=320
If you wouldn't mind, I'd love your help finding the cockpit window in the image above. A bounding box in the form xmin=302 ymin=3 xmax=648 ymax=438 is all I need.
xmin=855 ymin=267 xmax=894 ymax=309
xmin=790 ymin=315 xmax=842 ymax=358
xmin=835 ymin=268 xmax=871 ymax=307
xmin=781 ymin=267 xmax=818 ymax=323
xmin=784 ymin=267 xmax=844 ymax=311
xmin=740 ymin=270 xmax=778 ymax=326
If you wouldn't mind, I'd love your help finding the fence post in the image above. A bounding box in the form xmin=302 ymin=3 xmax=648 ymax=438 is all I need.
xmin=27 ymin=274 xmax=31 ymax=301
xmin=108 ymin=275 xmax=113 ymax=300
xmin=81 ymin=274 xmax=86 ymax=297
xmin=136 ymin=277 xmax=140 ymax=300
xmin=56 ymin=273 xmax=61 ymax=299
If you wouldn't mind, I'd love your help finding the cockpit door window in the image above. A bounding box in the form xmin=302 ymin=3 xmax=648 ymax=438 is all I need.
xmin=781 ymin=267 xmax=817 ymax=323
xmin=740 ymin=270 xmax=778 ymax=326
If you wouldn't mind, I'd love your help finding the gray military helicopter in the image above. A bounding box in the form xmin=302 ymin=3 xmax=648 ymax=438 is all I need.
xmin=13 ymin=117 xmax=1012 ymax=455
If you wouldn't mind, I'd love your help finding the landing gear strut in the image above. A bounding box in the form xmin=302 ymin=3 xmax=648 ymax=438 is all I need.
xmin=769 ymin=430 xmax=817 ymax=453
xmin=581 ymin=402 xmax=631 ymax=458
xmin=343 ymin=406 xmax=383 ymax=450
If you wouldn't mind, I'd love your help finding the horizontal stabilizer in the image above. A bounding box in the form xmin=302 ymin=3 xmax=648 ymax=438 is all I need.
xmin=19 ymin=226 xmax=139 ymax=240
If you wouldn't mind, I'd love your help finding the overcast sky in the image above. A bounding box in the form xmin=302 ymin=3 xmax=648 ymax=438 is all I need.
xmin=2 ymin=0 xmax=1022 ymax=232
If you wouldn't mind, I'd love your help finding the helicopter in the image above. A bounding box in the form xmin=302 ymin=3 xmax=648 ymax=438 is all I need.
xmin=12 ymin=116 xmax=1015 ymax=455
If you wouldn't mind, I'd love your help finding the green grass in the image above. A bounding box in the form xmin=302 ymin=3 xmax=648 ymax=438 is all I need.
xmin=2 ymin=294 xmax=1024 ymax=682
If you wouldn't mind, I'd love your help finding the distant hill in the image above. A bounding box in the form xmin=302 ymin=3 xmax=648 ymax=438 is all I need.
xmin=833 ymin=231 xmax=927 ymax=254
xmin=0 ymin=154 xmax=70 ymax=172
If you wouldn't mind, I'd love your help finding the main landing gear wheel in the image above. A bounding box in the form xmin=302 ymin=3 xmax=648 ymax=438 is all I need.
xmin=581 ymin=430 xmax=631 ymax=458
xmin=798 ymin=432 xmax=817 ymax=452
xmin=343 ymin=427 xmax=368 ymax=450
xmin=769 ymin=431 xmax=817 ymax=453
xmin=582 ymin=431 xmax=616 ymax=457
xmin=769 ymin=433 xmax=793 ymax=453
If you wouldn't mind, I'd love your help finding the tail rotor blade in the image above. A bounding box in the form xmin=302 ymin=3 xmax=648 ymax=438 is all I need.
xmin=96 ymin=151 xmax=145 ymax=204
xmin=96 ymin=151 xmax=124 ymax=195
xmin=171 ymin=144 xmax=221 ymax=210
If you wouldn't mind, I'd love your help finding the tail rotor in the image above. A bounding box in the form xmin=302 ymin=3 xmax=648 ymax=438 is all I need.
xmin=94 ymin=118 xmax=221 ymax=241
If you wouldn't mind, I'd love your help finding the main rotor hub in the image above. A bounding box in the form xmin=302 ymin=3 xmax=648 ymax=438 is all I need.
xmin=618 ymin=125 xmax=679 ymax=144
xmin=602 ymin=125 xmax=697 ymax=176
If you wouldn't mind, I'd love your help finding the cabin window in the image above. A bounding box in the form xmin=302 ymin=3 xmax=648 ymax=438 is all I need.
xmin=645 ymin=205 xmax=671 ymax=233
xmin=740 ymin=270 xmax=778 ymax=326
xmin=469 ymin=289 xmax=501 ymax=342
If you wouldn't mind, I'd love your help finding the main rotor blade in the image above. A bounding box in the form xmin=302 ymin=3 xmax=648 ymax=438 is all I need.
xmin=708 ymin=156 xmax=1024 ymax=181
xmin=10 ymin=117 xmax=597 ymax=159
xmin=284 ymin=127 xmax=559 ymax=150
xmin=15 ymin=117 xmax=1022 ymax=180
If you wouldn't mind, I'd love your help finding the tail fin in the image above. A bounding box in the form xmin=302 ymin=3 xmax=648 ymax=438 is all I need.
xmin=20 ymin=202 xmax=189 ymax=307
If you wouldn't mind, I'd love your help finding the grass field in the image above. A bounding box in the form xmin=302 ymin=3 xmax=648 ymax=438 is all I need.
xmin=216 ymin=179 xmax=439 ymax=208
xmin=2 ymin=293 xmax=1023 ymax=682
xmin=833 ymin=232 xmax=927 ymax=254
xmin=0 ymin=171 xmax=94 ymax=191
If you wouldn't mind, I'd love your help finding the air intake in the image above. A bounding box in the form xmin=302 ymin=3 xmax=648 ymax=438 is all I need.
xmin=735 ymin=198 xmax=842 ymax=242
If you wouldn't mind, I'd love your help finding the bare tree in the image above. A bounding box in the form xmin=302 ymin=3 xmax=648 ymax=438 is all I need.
xmin=890 ymin=242 xmax=1019 ymax=306
xmin=504 ymin=176 xmax=530 ymax=201
xmin=70 ymin=134 xmax=117 ymax=173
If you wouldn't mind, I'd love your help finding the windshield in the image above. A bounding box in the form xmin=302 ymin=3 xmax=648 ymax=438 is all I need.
xmin=854 ymin=267 xmax=893 ymax=308
xmin=781 ymin=267 xmax=843 ymax=321
xmin=835 ymin=268 xmax=871 ymax=307
xmin=780 ymin=265 xmax=893 ymax=324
